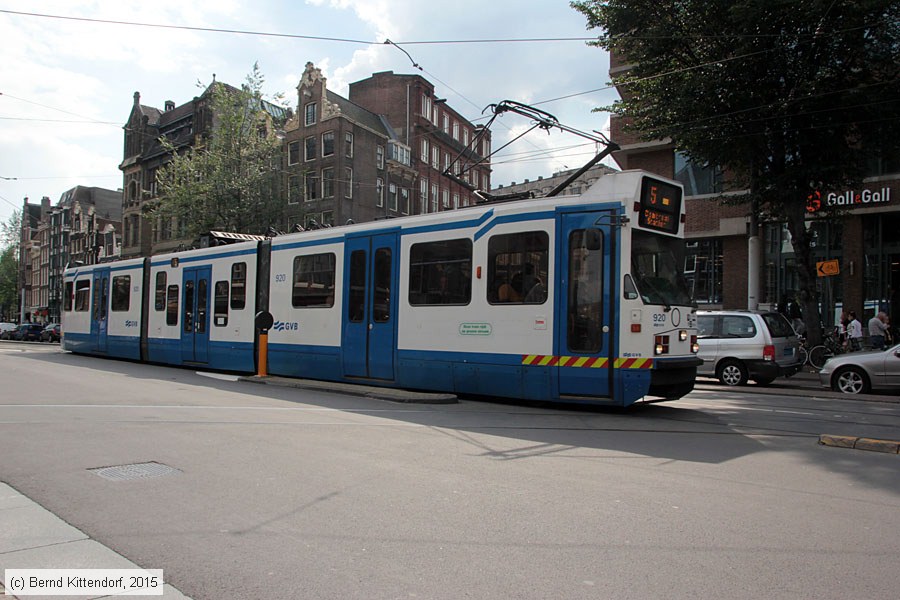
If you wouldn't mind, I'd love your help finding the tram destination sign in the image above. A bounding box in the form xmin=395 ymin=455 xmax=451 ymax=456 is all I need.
xmin=638 ymin=177 xmax=682 ymax=234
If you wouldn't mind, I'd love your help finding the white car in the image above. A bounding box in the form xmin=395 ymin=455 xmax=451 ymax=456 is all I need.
xmin=0 ymin=322 xmax=17 ymax=339
xmin=818 ymin=343 xmax=900 ymax=394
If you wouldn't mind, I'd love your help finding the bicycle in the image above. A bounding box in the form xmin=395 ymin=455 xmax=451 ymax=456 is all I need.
xmin=798 ymin=332 xmax=844 ymax=370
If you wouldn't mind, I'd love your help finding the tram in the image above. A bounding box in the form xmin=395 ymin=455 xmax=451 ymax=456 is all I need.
xmin=62 ymin=169 xmax=701 ymax=406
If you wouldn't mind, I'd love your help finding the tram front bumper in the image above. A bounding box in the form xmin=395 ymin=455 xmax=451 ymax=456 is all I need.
xmin=648 ymin=356 xmax=703 ymax=399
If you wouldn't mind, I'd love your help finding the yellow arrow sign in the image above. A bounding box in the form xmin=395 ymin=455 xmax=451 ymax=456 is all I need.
xmin=816 ymin=259 xmax=840 ymax=277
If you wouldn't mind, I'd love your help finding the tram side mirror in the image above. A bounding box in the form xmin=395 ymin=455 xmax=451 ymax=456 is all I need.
xmin=584 ymin=228 xmax=602 ymax=251
xmin=623 ymin=274 xmax=639 ymax=300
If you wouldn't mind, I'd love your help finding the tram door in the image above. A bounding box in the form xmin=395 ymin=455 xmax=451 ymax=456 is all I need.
xmin=180 ymin=266 xmax=211 ymax=363
xmin=557 ymin=212 xmax=614 ymax=398
xmin=90 ymin=268 xmax=110 ymax=353
xmin=341 ymin=232 xmax=398 ymax=380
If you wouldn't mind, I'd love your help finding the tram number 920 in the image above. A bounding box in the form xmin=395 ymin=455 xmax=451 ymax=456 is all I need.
xmin=652 ymin=313 xmax=667 ymax=327
xmin=274 ymin=273 xmax=287 ymax=283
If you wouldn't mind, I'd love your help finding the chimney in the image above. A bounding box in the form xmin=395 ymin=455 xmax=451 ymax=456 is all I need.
xmin=165 ymin=100 xmax=175 ymax=111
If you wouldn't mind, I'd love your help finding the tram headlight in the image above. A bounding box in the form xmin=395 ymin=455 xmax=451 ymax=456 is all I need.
xmin=654 ymin=335 xmax=670 ymax=355
xmin=679 ymin=329 xmax=688 ymax=342
xmin=690 ymin=335 xmax=699 ymax=354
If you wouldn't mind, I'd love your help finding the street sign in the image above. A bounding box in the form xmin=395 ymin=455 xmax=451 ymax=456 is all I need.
xmin=816 ymin=259 xmax=840 ymax=277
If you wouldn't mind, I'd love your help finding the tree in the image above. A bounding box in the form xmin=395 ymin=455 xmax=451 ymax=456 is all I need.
xmin=0 ymin=211 xmax=21 ymax=321
xmin=572 ymin=0 xmax=900 ymax=344
xmin=152 ymin=64 xmax=289 ymax=240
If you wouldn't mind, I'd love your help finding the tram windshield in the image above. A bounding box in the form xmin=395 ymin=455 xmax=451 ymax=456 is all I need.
xmin=630 ymin=231 xmax=693 ymax=307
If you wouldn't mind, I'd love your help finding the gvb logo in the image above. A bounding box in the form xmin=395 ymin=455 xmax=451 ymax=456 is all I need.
xmin=272 ymin=321 xmax=299 ymax=332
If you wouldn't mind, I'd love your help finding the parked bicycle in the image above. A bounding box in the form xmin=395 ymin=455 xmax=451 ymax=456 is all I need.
xmin=798 ymin=329 xmax=846 ymax=370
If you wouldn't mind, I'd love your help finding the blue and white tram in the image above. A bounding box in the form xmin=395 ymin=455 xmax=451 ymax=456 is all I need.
xmin=62 ymin=169 xmax=701 ymax=406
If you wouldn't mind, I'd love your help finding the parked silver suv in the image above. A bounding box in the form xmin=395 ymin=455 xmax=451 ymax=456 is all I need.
xmin=697 ymin=310 xmax=803 ymax=386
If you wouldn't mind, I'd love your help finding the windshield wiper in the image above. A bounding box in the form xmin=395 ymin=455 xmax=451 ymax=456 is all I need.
xmin=635 ymin=275 xmax=671 ymax=311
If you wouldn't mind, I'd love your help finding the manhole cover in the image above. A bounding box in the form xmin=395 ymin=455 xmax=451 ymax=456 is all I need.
xmin=89 ymin=462 xmax=180 ymax=481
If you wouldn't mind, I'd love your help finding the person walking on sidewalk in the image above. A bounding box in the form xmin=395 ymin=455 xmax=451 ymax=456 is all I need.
xmin=868 ymin=311 xmax=889 ymax=350
xmin=848 ymin=311 xmax=864 ymax=351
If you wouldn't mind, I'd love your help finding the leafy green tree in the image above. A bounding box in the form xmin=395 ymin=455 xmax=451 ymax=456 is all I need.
xmin=572 ymin=0 xmax=900 ymax=344
xmin=1 ymin=209 xmax=20 ymax=250
xmin=153 ymin=64 xmax=289 ymax=240
xmin=0 ymin=211 xmax=20 ymax=321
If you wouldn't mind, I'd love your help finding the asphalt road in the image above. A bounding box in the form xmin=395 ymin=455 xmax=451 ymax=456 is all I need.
xmin=1 ymin=342 xmax=899 ymax=599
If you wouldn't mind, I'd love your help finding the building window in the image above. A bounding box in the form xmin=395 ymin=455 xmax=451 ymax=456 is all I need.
xmin=421 ymin=139 xmax=429 ymax=163
xmin=304 ymin=136 xmax=316 ymax=161
xmin=675 ymin=152 xmax=723 ymax=195
xmin=321 ymin=210 xmax=333 ymax=226
xmin=292 ymin=253 xmax=336 ymax=308
xmin=388 ymin=184 xmax=398 ymax=212
xmin=442 ymin=114 xmax=450 ymax=134
xmin=322 ymin=131 xmax=335 ymax=156
xmin=344 ymin=167 xmax=353 ymax=199
xmin=388 ymin=141 xmax=410 ymax=166
xmin=376 ymin=178 xmax=384 ymax=207
xmin=304 ymin=102 xmax=316 ymax=126
xmin=422 ymin=93 xmax=432 ymax=120
xmin=432 ymin=146 xmax=439 ymax=170
xmin=462 ymin=128 xmax=469 ymax=146
xmin=231 ymin=262 xmax=247 ymax=310
xmin=408 ymin=239 xmax=472 ymax=306
xmin=401 ymin=188 xmax=410 ymax=215
xmin=305 ymin=172 xmax=319 ymax=201
xmin=376 ymin=145 xmax=385 ymax=169
xmin=684 ymin=239 xmax=723 ymax=304
xmin=420 ymin=180 xmax=428 ymax=213
xmin=431 ymin=183 xmax=438 ymax=213
xmin=453 ymin=193 xmax=460 ymax=209
xmin=288 ymin=141 xmax=300 ymax=165
xmin=288 ymin=175 xmax=301 ymax=204
xmin=344 ymin=132 xmax=353 ymax=158
xmin=322 ymin=168 xmax=334 ymax=198
xmin=488 ymin=231 xmax=549 ymax=305
xmin=442 ymin=189 xmax=450 ymax=209
xmin=453 ymin=121 xmax=459 ymax=141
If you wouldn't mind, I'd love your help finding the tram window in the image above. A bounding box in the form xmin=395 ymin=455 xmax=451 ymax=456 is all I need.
xmin=231 ymin=262 xmax=247 ymax=310
xmin=487 ymin=231 xmax=549 ymax=305
xmin=111 ymin=276 xmax=131 ymax=311
xmin=183 ymin=280 xmax=194 ymax=334
xmin=292 ymin=253 xmax=336 ymax=308
xmin=74 ymin=280 xmax=90 ymax=312
xmin=214 ymin=281 xmax=229 ymax=326
xmin=155 ymin=272 xmax=167 ymax=311
xmin=166 ymin=285 xmax=179 ymax=326
xmin=348 ymin=250 xmax=367 ymax=322
xmin=93 ymin=277 xmax=109 ymax=321
xmin=373 ymin=248 xmax=392 ymax=322
xmin=64 ymin=282 xmax=74 ymax=311
xmin=408 ymin=239 xmax=472 ymax=306
xmin=568 ymin=229 xmax=604 ymax=353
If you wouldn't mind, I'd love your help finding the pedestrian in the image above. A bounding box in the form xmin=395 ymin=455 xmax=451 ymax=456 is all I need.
xmin=847 ymin=311 xmax=863 ymax=351
xmin=868 ymin=311 xmax=889 ymax=350
xmin=838 ymin=310 xmax=850 ymax=348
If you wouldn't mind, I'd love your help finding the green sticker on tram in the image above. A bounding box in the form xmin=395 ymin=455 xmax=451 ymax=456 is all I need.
xmin=459 ymin=323 xmax=492 ymax=336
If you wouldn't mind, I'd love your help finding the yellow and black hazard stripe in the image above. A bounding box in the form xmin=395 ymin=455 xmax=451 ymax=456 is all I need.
xmin=521 ymin=355 xmax=653 ymax=369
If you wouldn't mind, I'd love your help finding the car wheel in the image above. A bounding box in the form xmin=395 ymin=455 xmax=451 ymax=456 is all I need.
xmin=717 ymin=360 xmax=748 ymax=386
xmin=832 ymin=366 xmax=870 ymax=394
xmin=754 ymin=376 xmax=776 ymax=386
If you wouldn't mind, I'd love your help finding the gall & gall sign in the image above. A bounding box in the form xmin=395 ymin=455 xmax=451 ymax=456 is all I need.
xmin=806 ymin=186 xmax=893 ymax=213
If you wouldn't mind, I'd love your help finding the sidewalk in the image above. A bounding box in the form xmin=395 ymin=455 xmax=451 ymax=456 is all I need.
xmin=0 ymin=483 xmax=190 ymax=599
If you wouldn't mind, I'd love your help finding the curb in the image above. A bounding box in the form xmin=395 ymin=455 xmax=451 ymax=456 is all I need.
xmin=239 ymin=375 xmax=458 ymax=404
xmin=819 ymin=434 xmax=900 ymax=454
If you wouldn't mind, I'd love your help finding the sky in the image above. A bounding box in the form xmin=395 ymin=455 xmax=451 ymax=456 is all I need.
xmin=0 ymin=0 xmax=618 ymax=227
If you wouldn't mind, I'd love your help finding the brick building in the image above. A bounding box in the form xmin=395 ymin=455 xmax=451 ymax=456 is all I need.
xmin=608 ymin=52 xmax=900 ymax=329
xmin=19 ymin=186 xmax=121 ymax=324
